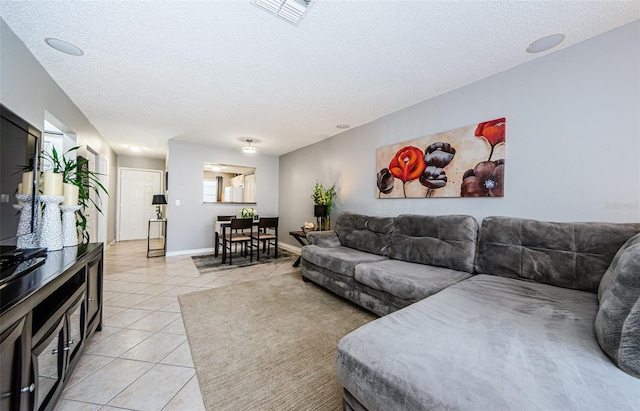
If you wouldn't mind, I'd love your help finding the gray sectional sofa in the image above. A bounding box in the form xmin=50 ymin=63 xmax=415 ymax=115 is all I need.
xmin=300 ymin=212 xmax=640 ymax=411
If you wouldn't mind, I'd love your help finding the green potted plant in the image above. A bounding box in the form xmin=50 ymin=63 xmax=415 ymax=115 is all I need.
xmin=312 ymin=181 xmax=336 ymax=230
xmin=240 ymin=207 xmax=256 ymax=219
xmin=41 ymin=146 xmax=108 ymax=244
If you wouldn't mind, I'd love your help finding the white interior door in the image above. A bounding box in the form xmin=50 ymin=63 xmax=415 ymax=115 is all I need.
xmin=118 ymin=168 xmax=162 ymax=241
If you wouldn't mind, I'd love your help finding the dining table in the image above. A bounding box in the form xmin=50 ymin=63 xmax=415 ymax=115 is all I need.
xmin=214 ymin=219 xmax=260 ymax=263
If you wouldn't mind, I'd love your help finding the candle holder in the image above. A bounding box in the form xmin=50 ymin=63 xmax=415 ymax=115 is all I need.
xmin=60 ymin=205 xmax=81 ymax=247
xmin=39 ymin=195 xmax=65 ymax=251
xmin=14 ymin=194 xmax=33 ymax=236
xmin=14 ymin=194 xmax=39 ymax=248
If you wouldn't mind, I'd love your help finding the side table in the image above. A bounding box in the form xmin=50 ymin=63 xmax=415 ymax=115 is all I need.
xmin=147 ymin=218 xmax=167 ymax=258
xmin=289 ymin=230 xmax=310 ymax=267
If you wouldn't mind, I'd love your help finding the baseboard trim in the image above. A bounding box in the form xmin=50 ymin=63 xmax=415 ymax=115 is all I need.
xmin=166 ymin=243 xmax=301 ymax=257
xmin=278 ymin=242 xmax=301 ymax=254
xmin=166 ymin=247 xmax=214 ymax=257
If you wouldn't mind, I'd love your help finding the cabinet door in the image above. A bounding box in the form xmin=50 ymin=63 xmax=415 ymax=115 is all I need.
xmin=65 ymin=294 xmax=85 ymax=372
xmin=32 ymin=317 xmax=64 ymax=411
xmin=86 ymin=253 xmax=102 ymax=334
xmin=1 ymin=317 xmax=33 ymax=411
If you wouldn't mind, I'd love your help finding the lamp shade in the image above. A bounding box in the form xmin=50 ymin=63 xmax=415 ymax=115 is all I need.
xmin=242 ymin=138 xmax=257 ymax=153
xmin=152 ymin=194 xmax=167 ymax=205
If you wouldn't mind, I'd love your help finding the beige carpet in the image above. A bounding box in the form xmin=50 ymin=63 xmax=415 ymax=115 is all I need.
xmin=178 ymin=271 xmax=376 ymax=411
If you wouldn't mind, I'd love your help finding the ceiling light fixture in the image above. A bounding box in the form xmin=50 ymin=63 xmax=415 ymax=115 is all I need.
xmin=44 ymin=38 xmax=84 ymax=56
xmin=526 ymin=33 xmax=565 ymax=53
xmin=242 ymin=139 xmax=257 ymax=153
xmin=336 ymin=124 xmax=350 ymax=129
xmin=128 ymin=145 xmax=144 ymax=152
xmin=253 ymin=0 xmax=314 ymax=26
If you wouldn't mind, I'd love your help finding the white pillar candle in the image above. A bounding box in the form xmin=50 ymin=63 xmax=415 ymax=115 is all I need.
xmin=43 ymin=172 xmax=63 ymax=196
xmin=62 ymin=183 xmax=79 ymax=206
xmin=21 ymin=171 xmax=33 ymax=195
xmin=17 ymin=183 xmax=23 ymax=194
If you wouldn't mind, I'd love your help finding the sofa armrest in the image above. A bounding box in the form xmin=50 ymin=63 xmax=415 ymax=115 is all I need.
xmin=306 ymin=230 xmax=341 ymax=247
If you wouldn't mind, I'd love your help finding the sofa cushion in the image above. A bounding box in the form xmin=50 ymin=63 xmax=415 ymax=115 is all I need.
xmin=354 ymin=259 xmax=472 ymax=302
xmin=335 ymin=212 xmax=395 ymax=256
xmin=305 ymin=230 xmax=341 ymax=248
xmin=388 ymin=214 xmax=478 ymax=273
xmin=301 ymin=244 xmax=386 ymax=278
xmin=301 ymin=261 xmax=413 ymax=316
xmin=595 ymin=232 xmax=640 ymax=378
xmin=475 ymin=216 xmax=640 ymax=292
xmin=337 ymin=275 xmax=640 ymax=411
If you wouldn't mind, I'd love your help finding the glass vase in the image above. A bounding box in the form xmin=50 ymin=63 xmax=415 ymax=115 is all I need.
xmin=319 ymin=216 xmax=331 ymax=231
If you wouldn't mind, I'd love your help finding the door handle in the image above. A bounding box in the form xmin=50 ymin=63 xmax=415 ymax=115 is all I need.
xmin=20 ymin=383 xmax=35 ymax=393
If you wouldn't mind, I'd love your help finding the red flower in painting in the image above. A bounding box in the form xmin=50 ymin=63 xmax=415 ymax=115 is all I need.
xmin=460 ymin=159 xmax=505 ymax=197
xmin=388 ymin=146 xmax=426 ymax=183
xmin=475 ymin=118 xmax=506 ymax=147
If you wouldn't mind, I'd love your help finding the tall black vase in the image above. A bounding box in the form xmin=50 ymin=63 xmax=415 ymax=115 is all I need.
xmin=314 ymin=205 xmax=327 ymax=217
xmin=314 ymin=205 xmax=329 ymax=231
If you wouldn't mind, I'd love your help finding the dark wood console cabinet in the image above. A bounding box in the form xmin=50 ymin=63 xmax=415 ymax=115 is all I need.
xmin=0 ymin=243 xmax=103 ymax=411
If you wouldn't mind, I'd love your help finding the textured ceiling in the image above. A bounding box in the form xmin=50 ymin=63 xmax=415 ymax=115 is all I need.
xmin=1 ymin=1 xmax=638 ymax=158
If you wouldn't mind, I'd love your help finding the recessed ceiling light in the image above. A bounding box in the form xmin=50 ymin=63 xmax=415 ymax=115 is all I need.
xmin=128 ymin=145 xmax=144 ymax=152
xmin=253 ymin=0 xmax=315 ymax=26
xmin=242 ymin=139 xmax=257 ymax=153
xmin=526 ymin=34 xmax=565 ymax=53
xmin=336 ymin=124 xmax=350 ymax=129
xmin=44 ymin=38 xmax=84 ymax=56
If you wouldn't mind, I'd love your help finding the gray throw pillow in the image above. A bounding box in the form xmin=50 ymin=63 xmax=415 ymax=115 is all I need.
xmin=595 ymin=232 xmax=640 ymax=378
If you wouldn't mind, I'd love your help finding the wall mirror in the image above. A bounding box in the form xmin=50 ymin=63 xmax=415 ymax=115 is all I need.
xmin=203 ymin=163 xmax=256 ymax=204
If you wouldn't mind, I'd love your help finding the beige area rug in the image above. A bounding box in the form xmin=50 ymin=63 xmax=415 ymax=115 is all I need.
xmin=178 ymin=271 xmax=376 ymax=411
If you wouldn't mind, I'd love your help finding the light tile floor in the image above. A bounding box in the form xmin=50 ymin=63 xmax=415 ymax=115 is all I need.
xmin=55 ymin=240 xmax=298 ymax=411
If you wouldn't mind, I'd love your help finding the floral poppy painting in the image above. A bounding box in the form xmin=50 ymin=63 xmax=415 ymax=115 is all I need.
xmin=376 ymin=118 xmax=506 ymax=198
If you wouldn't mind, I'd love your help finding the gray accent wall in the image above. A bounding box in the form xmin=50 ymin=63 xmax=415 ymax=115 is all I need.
xmin=279 ymin=21 xmax=640 ymax=247
xmin=1 ymin=19 xmax=118 ymax=244
xmin=166 ymin=140 xmax=279 ymax=253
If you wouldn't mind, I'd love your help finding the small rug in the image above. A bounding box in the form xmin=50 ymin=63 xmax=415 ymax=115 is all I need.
xmin=178 ymin=272 xmax=376 ymax=411
xmin=191 ymin=247 xmax=295 ymax=273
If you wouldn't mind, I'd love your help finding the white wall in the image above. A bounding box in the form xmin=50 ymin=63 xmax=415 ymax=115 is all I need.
xmin=279 ymin=21 xmax=640 ymax=247
xmin=166 ymin=140 xmax=279 ymax=253
xmin=1 ymin=19 xmax=118 ymax=244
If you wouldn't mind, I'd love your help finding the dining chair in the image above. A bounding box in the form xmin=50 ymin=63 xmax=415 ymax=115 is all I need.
xmin=215 ymin=215 xmax=236 ymax=257
xmin=251 ymin=217 xmax=278 ymax=261
xmin=223 ymin=218 xmax=254 ymax=264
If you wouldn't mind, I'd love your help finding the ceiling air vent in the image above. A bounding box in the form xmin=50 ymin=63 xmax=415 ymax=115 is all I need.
xmin=253 ymin=0 xmax=315 ymax=26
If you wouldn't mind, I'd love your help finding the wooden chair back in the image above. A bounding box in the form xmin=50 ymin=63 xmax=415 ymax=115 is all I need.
xmin=230 ymin=217 xmax=254 ymax=232
xmin=258 ymin=217 xmax=278 ymax=231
